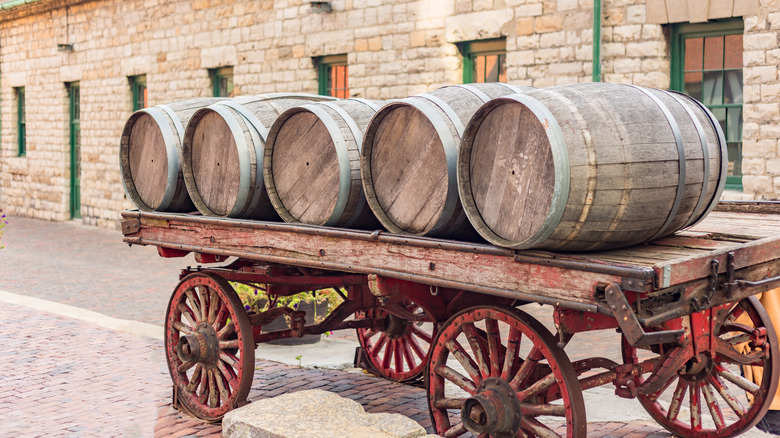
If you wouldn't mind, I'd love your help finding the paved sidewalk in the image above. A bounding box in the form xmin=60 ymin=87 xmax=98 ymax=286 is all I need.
xmin=0 ymin=216 xmax=192 ymax=325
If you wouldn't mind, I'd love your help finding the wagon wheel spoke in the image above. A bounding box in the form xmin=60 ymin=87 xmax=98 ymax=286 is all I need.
xmin=522 ymin=417 xmax=559 ymax=438
xmin=622 ymin=296 xmax=779 ymax=438
xmin=427 ymin=305 xmax=586 ymax=438
xmin=701 ymin=381 xmax=725 ymax=428
xmin=356 ymin=300 xmax=437 ymax=382
xmin=501 ymin=327 xmax=521 ymax=381
xmin=706 ymin=373 xmax=746 ymax=416
xmin=442 ymin=422 xmax=467 ymax=438
xmin=445 ymin=339 xmax=482 ymax=384
xmin=165 ymin=273 xmax=255 ymax=421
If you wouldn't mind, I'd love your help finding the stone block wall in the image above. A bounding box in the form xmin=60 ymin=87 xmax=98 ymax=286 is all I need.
xmin=742 ymin=0 xmax=780 ymax=199
xmin=0 ymin=0 xmax=777 ymax=228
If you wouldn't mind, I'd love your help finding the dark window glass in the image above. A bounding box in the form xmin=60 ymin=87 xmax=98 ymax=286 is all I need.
xmin=318 ymin=55 xmax=349 ymax=98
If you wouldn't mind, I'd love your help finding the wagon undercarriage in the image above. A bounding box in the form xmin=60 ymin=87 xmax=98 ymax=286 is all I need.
xmin=122 ymin=207 xmax=780 ymax=437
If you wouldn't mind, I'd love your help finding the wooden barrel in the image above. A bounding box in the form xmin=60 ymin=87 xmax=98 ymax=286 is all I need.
xmin=119 ymin=98 xmax=224 ymax=212
xmin=458 ymin=82 xmax=727 ymax=251
xmin=264 ymin=98 xmax=385 ymax=228
xmin=182 ymin=93 xmax=336 ymax=219
xmin=361 ymin=83 xmax=531 ymax=239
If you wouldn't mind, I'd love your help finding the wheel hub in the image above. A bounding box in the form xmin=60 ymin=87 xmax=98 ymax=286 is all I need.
xmin=176 ymin=322 xmax=220 ymax=367
xmin=383 ymin=313 xmax=409 ymax=339
xmin=461 ymin=378 xmax=522 ymax=436
xmin=679 ymin=353 xmax=714 ymax=381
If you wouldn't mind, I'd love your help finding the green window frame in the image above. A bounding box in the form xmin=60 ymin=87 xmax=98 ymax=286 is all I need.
xmin=317 ymin=54 xmax=348 ymax=98
xmin=460 ymin=39 xmax=507 ymax=84
xmin=670 ymin=19 xmax=744 ymax=191
xmin=211 ymin=67 xmax=233 ymax=98
xmin=68 ymin=82 xmax=81 ymax=219
xmin=15 ymin=87 xmax=25 ymax=157
xmin=130 ymin=75 xmax=147 ymax=111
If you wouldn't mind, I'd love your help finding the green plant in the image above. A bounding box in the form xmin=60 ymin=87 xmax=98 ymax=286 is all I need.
xmin=232 ymin=282 xmax=344 ymax=317
xmin=0 ymin=209 xmax=6 ymax=249
xmin=295 ymin=354 xmax=303 ymax=367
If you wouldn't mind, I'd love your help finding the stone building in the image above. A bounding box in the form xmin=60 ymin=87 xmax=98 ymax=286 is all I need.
xmin=0 ymin=0 xmax=777 ymax=228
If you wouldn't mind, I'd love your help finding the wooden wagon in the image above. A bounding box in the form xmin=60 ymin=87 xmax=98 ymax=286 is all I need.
xmin=121 ymin=201 xmax=780 ymax=437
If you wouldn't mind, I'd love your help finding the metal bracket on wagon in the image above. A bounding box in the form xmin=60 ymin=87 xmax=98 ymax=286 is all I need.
xmin=121 ymin=218 xmax=140 ymax=235
xmin=604 ymin=283 xmax=684 ymax=348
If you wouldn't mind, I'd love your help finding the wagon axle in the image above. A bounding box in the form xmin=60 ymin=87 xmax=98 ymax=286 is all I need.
xmin=462 ymin=378 xmax=522 ymax=436
xmin=176 ymin=323 xmax=220 ymax=367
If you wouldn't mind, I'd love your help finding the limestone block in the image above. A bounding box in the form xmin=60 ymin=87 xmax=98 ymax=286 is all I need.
xmin=743 ymin=139 xmax=779 ymax=157
xmin=612 ymin=24 xmax=643 ymax=42
xmin=743 ymin=158 xmax=767 ymax=175
xmin=120 ymin=55 xmax=152 ymax=77
xmin=666 ymin=0 xmax=689 ymax=22
xmin=444 ymin=9 xmax=513 ymax=42
xmin=767 ymin=158 xmax=780 ymax=175
xmin=743 ymin=175 xmax=773 ymax=195
xmin=509 ymin=50 xmax=536 ymax=66
xmin=516 ymin=17 xmax=534 ymax=35
xmin=516 ymin=34 xmax=541 ymax=50
xmin=762 ymin=83 xmax=780 ymax=101
xmin=744 ymin=49 xmax=767 ymax=67
xmin=709 ymin=0 xmax=734 ymax=19
xmin=745 ymin=65 xmax=778 ymax=84
xmin=7 ymin=71 xmax=26 ymax=87
xmin=410 ymin=31 xmax=426 ymax=47
xmin=534 ymin=15 xmax=563 ymax=33
xmin=613 ymin=57 xmax=641 ymax=73
xmin=200 ymin=45 xmax=237 ymax=69
xmin=646 ymin=0 xmax=669 ymax=23
xmin=633 ymin=71 xmax=670 ymax=89
xmin=688 ymin=0 xmax=710 ymax=22
xmin=626 ymin=5 xmax=646 ymax=23
xmin=558 ymin=0 xmax=579 ymax=11
xmin=760 ymin=123 xmax=780 ymax=139
xmin=515 ymin=3 xmax=544 ymax=17
xmin=744 ymin=32 xmax=778 ymax=50
xmin=539 ymin=31 xmax=566 ymax=48
xmin=536 ymin=47 xmax=561 ymax=63
xmin=733 ymin=0 xmax=759 ymax=16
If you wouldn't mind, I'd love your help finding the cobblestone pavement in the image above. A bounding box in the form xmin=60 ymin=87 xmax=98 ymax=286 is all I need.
xmin=0 ymin=216 xmax=772 ymax=437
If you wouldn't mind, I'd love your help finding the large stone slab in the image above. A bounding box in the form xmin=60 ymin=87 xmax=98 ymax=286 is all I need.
xmin=223 ymin=389 xmax=438 ymax=438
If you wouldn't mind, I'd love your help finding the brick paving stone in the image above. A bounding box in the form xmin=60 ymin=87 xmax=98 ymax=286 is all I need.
xmin=0 ymin=302 xmax=168 ymax=437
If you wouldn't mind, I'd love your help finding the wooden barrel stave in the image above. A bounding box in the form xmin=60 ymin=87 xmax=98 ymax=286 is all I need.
xmin=362 ymin=83 xmax=532 ymax=239
xmin=458 ymin=82 xmax=726 ymax=251
xmin=264 ymin=99 xmax=384 ymax=229
xmin=120 ymin=97 xmax=224 ymax=212
xmin=182 ymin=94 xmax=335 ymax=219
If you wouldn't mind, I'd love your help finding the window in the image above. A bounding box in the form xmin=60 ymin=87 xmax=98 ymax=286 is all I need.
xmin=130 ymin=75 xmax=147 ymax=111
xmin=671 ymin=19 xmax=743 ymax=190
xmin=460 ymin=39 xmax=507 ymax=84
xmin=68 ymin=83 xmax=81 ymax=219
xmin=211 ymin=67 xmax=233 ymax=98
xmin=15 ymin=87 xmax=25 ymax=156
xmin=317 ymin=54 xmax=348 ymax=98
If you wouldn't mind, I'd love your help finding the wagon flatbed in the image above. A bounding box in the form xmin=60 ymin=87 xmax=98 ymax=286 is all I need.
xmin=121 ymin=205 xmax=780 ymax=437
xmin=121 ymin=208 xmax=780 ymax=318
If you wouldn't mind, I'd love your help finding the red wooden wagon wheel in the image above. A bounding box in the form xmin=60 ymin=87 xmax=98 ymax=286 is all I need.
xmin=164 ymin=272 xmax=255 ymax=421
xmin=427 ymin=305 xmax=587 ymax=437
xmin=623 ymin=296 xmax=779 ymax=437
xmin=356 ymin=300 xmax=437 ymax=382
